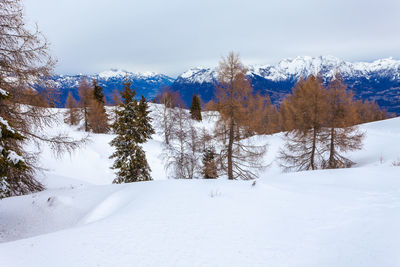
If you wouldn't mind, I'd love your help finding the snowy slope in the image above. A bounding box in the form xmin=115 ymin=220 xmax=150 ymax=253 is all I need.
xmin=0 ymin=108 xmax=400 ymax=267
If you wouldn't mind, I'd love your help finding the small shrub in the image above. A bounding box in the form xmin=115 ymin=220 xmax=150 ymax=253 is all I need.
xmin=392 ymin=158 xmax=400 ymax=166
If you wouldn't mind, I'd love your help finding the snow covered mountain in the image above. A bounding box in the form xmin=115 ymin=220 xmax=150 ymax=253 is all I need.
xmin=49 ymin=69 xmax=174 ymax=106
xmin=171 ymin=56 xmax=400 ymax=114
xmin=175 ymin=56 xmax=400 ymax=83
xmin=248 ymin=56 xmax=400 ymax=81
xmin=48 ymin=56 xmax=400 ymax=114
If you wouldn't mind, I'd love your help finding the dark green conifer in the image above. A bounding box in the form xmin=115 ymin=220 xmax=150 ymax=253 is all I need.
xmin=190 ymin=94 xmax=202 ymax=121
xmin=109 ymin=78 xmax=154 ymax=183
xmin=92 ymin=79 xmax=105 ymax=104
xmin=137 ymin=95 xmax=155 ymax=142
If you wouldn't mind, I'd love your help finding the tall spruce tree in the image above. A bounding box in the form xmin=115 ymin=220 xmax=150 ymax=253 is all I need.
xmin=190 ymin=94 xmax=202 ymax=121
xmin=109 ymin=78 xmax=154 ymax=183
xmin=137 ymin=95 xmax=155 ymax=142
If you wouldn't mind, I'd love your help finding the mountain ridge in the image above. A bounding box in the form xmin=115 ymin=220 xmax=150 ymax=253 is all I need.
xmin=47 ymin=56 xmax=400 ymax=114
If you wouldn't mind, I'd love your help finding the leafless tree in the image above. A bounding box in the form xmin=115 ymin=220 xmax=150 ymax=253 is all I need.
xmin=88 ymin=97 xmax=109 ymax=133
xmin=163 ymin=107 xmax=200 ymax=179
xmin=214 ymin=52 xmax=266 ymax=180
xmin=110 ymin=88 xmax=122 ymax=123
xmin=64 ymin=92 xmax=80 ymax=126
xmin=321 ymin=75 xmax=364 ymax=168
xmin=0 ymin=0 xmax=85 ymax=196
xmin=278 ymin=76 xmax=328 ymax=171
xmin=78 ymin=77 xmax=92 ymax=132
xmin=153 ymin=88 xmax=184 ymax=145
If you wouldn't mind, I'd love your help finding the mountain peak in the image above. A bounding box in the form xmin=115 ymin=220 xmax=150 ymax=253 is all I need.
xmin=98 ymin=69 xmax=128 ymax=79
xmin=97 ymin=69 xmax=162 ymax=80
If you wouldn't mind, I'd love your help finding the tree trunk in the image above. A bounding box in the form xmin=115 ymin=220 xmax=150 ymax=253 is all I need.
xmin=227 ymin=74 xmax=235 ymax=180
xmin=227 ymin=119 xmax=234 ymax=179
xmin=328 ymin=127 xmax=335 ymax=168
xmin=310 ymin=127 xmax=317 ymax=170
xmin=84 ymin=107 xmax=88 ymax=132
xmin=163 ymin=105 xmax=169 ymax=145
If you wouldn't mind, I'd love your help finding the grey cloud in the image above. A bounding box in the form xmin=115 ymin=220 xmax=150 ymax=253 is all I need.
xmin=24 ymin=0 xmax=400 ymax=76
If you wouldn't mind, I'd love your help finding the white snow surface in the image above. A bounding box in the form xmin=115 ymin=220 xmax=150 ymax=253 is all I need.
xmin=98 ymin=69 xmax=159 ymax=80
xmin=0 ymin=88 xmax=8 ymax=96
xmin=0 ymin=107 xmax=400 ymax=267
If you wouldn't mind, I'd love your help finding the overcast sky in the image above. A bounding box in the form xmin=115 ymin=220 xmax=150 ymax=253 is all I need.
xmin=24 ymin=0 xmax=400 ymax=77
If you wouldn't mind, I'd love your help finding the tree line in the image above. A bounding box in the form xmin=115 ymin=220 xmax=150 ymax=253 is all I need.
xmin=63 ymin=54 xmax=388 ymax=184
xmin=153 ymin=52 xmax=387 ymax=180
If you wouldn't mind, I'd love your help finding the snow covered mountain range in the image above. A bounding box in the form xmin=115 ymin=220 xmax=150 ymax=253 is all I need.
xmin=177 ymin=56 xmax=400 ymax=83
xmin=49 ymin=56 xmax=400 ymax=114
xmin=49 ymin=69 xmax=174 ymax=106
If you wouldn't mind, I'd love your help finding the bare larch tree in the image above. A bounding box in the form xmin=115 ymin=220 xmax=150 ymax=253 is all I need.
xmin=0 ymin=0 xmax=83 ymax=197
xmin=215 ymin=52 xmax=266 ymax=180
xmin=321 ymin=75 xmax=364 ymax=168
xmin=278 ymin=75 xmax=328 ymax=171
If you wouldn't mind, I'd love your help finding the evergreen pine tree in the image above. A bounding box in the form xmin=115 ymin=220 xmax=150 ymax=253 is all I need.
xmin=109 ymin=78 xmax=153 ymax=183
xmin=0 ymin=90 xmax=42 ymax=198
xmin=190 ymin=94 xmax=202 ymax=121
xmin=137 ymin=95 xmax=155 ymax=142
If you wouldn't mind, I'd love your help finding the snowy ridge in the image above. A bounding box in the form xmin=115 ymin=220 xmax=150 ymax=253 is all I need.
xmin=97 ymin=69 xmax=162 ymax=81
xmin=177 ymin=67 xmax=218 ymax=83
xmin=176 ymin=56 xmax=400 ymax=82
xmin=53 ymin=69 xmax=174 ymax=89
xmin=47 ymin=70 xmax=175 ymax=107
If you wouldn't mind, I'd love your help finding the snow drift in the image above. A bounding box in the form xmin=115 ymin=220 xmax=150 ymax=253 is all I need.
xmin=0 ymin=108 xmax=399 ymax=267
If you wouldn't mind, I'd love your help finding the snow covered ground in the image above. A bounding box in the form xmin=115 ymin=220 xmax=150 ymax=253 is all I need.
xmin=0 ymin=108 xmax=399 ymax=267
